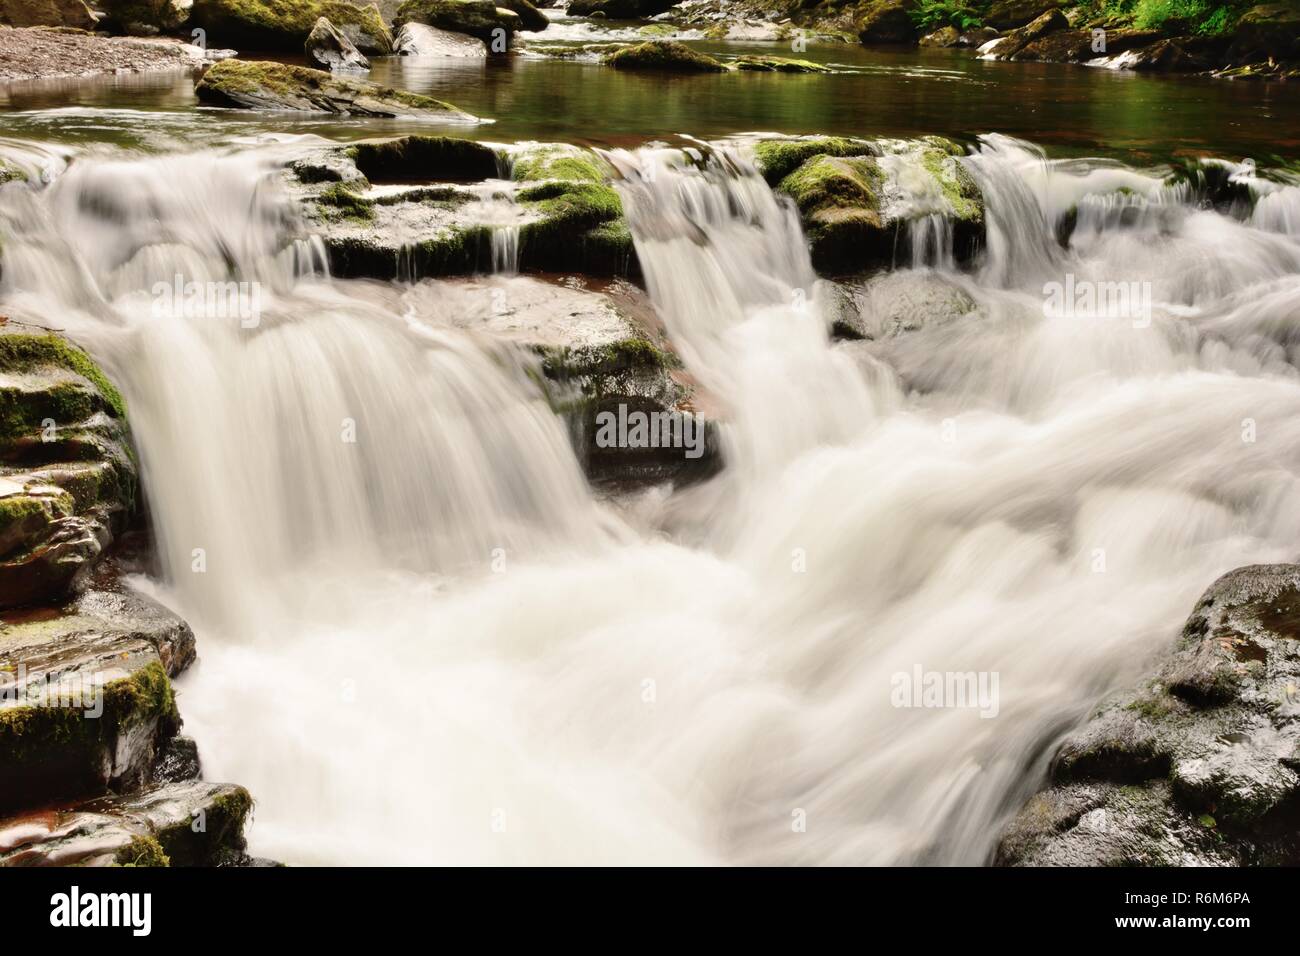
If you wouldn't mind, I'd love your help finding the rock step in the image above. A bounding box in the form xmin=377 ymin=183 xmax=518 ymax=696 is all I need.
xmin=0 ymin=780 xmax=254 ymax=866
xmin=0 ymin=584 xmax=195 ymax=813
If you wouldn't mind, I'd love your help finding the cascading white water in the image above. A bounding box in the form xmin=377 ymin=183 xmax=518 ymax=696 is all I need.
xmin=3 ymin=134 xmax=1300 ymax=865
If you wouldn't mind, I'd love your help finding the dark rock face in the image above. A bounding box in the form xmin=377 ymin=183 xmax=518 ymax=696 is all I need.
xmin=1228 ymin=2 xmax=1300 ymax=63
xmin=984 ymin=0 xmax=1065 ymax=29
xmin=997 ymin=564 xmax=1300 ymax=866
xmin=305 ymin=16 xmax=372 ymax=71
xmin=857 ymin=0 xmax=917 ymax=45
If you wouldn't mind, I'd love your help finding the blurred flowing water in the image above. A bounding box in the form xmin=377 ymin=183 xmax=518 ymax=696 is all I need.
xmin=2 ymin=130 xmax=1300 ymax=864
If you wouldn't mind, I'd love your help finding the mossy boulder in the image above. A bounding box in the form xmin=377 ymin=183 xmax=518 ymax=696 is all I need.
xmin=751 ymin=136 xmax=873 ymax=185
xmin=517 ymin=179 xmax=636 ymax=276
xmin=0 ymin=0 xmax=96 ymax=29
xmin=394 ymin=0 xmax=520 ymax=47
xmin=0 ymin=781 xmax=255 ymax=866
xmin=998 ymin=565 xmax=1300 ymax=866
xmin=1228 ymin=3 xmax=1300 ymax=62
xmin=984 ymin=0 xmax=1066 ymax=29
xmin=988 ymin=8 xmax=1069 ymax=59
xmin=0 ymin=330 xmax=136 ymax=610
xmin=195 ymin=59 xmax=481 ymax=120
xmin=602 ymin=40 xmax=728 ymax=73
xmin=765 ymin=136 xmax=984 ymax=274
xmin=189 ymin=0 xmax=393 ymax=52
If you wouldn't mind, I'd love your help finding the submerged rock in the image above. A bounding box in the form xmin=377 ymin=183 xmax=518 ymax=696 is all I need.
xmin=189 ymin=0 xmax=393 ymax=53
xmin=195 ymin=59 xmax=482 ymax=120
xmin=0 ymin=780 xmax=253 ymax=866
xmin=997 ymin=564 xmax=1300 ymax=866
xmin=305 ymin=16 xmax=371 ymax=71
xmin=394 ymin=21 xmax=488 ymax=56
xmin=0 ymin=330 xmax=136 ymax=610
xmin=0 ymin=584 xmax=194 ymax=812
xmin=602 ymin=39 xmax=727 ymax=72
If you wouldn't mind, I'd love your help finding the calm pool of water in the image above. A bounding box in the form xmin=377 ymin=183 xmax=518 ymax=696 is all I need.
xmin=0 ymin=28 xmax=1297 ymax=162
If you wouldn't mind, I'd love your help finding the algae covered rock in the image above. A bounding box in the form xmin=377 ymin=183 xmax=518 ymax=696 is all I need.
xmin=732 ymin=54 xmax=831 ymax=73
xmin=195 ymin=58 xmax=482 ymax=120
xmin=602 ymin=40 xmax=728 ymax=73
xmin=0 ymin=330 xmax=136 ymax=610
xmin=765 ymin=136 xmax=985 ymax=274
xmin=997 ymin=564 xmax=1300 ymax=866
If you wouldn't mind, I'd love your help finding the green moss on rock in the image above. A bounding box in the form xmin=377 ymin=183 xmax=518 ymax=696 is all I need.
xmin=114 ymin=835 xmax=171 ymax=867
xmin=316 ymin=182 xmax=375 ymax=222
xmin=733 ymin=54 xmax=832 ymax=72
xmin=0 ymin=333 xmax=127 ymax=422
xmin=602 ymin=40 xmax=728 ymax=73
xmin=751 ymin=136 xmax=873 ymax=184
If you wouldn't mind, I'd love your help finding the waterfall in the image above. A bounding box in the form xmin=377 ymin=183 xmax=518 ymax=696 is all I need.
xmin=3 ymin=136 xmax=1300 ymax=865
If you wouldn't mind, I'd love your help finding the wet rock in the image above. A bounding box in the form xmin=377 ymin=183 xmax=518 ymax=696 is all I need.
xmin=0 ymin=780 xmax=253 ymax=866
xmin=827 ymin=271 xmax=980 ymax=340
xmin=394 ymin=0 xmax=520 ymax=48
xmin=0 ymin=330 xmax=136 ymax=611
xmin=987 ymin=8 xmax=1068 ymax=59
xmin=602 ymin=39 xmax=727 ymax=72
xmin=150 ymin=733 xmax=201 ymax=784
xmin=1127 ymin=35 xmax=1228 ymax=73
xmin=984 ymin=0 xmax=1065 ymax=30
xmin=751 ymin=135 xmax=872 ymax=184
xmin=496 ymin=0 xmax=547 ymax=31
xmin=957 ymin=25 xmax=998 ymax=46
xmin=295 ymin=137 xmax=639 ymax=280
xmin=857 ymin=0 xmax=917 ymax=46
xmin=0 ymin=0 xmax=97 ymax=30
xmin=997 ymin=564 xmax=1300 ymax=866
xmin=567 ymin=0 xmax=679 ymax=18
xmin=306 ymin=16 xmax=371 ymax=71
xmin=394 ymin=20 xmax=488 ymax=55
xmin=195 ymin=59 xmax=482 ymax=120
xmin=919 ymin=25 xmax=959 ymax=47
xmin=0 ymin=584 xmax=195 ymax=812
xmin=765 ymin=136 xmax=985 ymax=275
xmin=99 ymin=0 xmax=192 ymax=36
xmin=1014 ymin=26 xmax=1160 ymax=63
xmin=189 ymin=0 xmax=392 ymax=52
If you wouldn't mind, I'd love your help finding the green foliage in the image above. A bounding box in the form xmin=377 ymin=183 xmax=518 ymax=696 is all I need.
xmin=1081 ymin=0 xmax=1247 ymax=34
xmin=908 ymin=0 xmax=984 ymax=31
